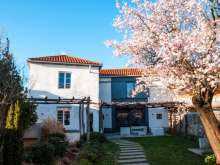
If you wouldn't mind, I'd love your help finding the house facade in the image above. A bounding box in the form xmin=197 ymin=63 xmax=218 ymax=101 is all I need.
xmin=27 ymin=55 xmax=101 ymax=141
xmin=99 ymin=69 xmax=169 ymax=136
xmin=27 ymin=54 xmax=170 ymax=141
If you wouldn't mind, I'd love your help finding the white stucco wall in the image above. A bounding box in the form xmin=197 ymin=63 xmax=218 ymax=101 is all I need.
xmin=148 ymin=86 xmax=174 ymax=102
xmin=90 ymin=104 xmax=100 ymax=132
xmin=28 ymin=62 xmax=99 ymax=102
xmin=148 ymin=108 xmax=169 ymax=128
xmin=66 ymin=132 xmax=80 ymax=142
xmin=175 ymin=94 xmax=220 ymax=108
xmin=103 ymin=108 xmax=112 ymax=129
xmin=36 ymin=104 xmax=80 ymax=131
xmin=99 ymin=78 xmax=112 ymax=130
xmin=99 ymin=77 xmax=112 ymax=103
xmin=28 ymin=62 xmax=100 ymax=135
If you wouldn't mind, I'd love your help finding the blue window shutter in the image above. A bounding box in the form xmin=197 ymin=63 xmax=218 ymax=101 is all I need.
xmin=65 ymin=73 xmax=71 ymax=88
xmin=58 ymin=72 xmax=65 ymax=88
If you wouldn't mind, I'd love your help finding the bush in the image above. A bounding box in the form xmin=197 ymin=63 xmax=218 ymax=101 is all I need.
xmin=31 ymin=143 xmax=55 ymax=165
xmin=90 ymin=132 xmax=107 ymax=142
xmin=48 ymin=132 xmax=66 ymax=140
xmin=205 ymin=154 xmax=216 ymax=165
xmin=48 ymin=136 xmax=68 ymax=157
xmin=79 ymin=140 xmax=102 ymax=163
xmin=79 ymin=159 xmax=93 ymax=165
xmin=2 ymin=129 xmax=23 ymax=165
xmin=41 ymin=118 xmax=64 ymax=141
xmin=78 ymin=132 xmax=107 ymax=147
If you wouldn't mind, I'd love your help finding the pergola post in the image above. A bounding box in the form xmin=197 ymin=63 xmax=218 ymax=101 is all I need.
xmin=86 ymin=97 xmax=90 ymax=141
xmin=99 ymin=101 xmax=103 ymax=133
xmin=79 ymin=102 xmax=82 ymax=136
xmin=82 ymin=102 xmax=85 ymax=134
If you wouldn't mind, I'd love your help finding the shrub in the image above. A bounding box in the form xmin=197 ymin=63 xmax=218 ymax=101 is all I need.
xmin=41 ymin=118 xmax=64 ymax=141
xmin=79 ymin=159 xmax=93 ymax=165
xmin=31 ymin=142 xmax=55 ymax=165
xmin=79 ymin=140 xmax=102 ymax=163
xmin=20 ymin=101 xmax=37 ymax=131
xmin=205 ymin=154 xmax=216 ymax=165
xmin=90 ymin=132 xmax=107 ymax=142
xmin=78 ymin=132 xmax=107 ymax=147
xmin=48 ymin=133 xmax=66 ymax=140
xmin=2 ymin=129 xmax=23 ymax=165
xmin=48 ymin=136 xmax=68 ymax=157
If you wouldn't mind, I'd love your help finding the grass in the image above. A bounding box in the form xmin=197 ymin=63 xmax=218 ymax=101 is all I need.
xmin=97 ymin=141 xmax=119 ymax=165
xmin=128 ymin=135 xmax=205 ymax=165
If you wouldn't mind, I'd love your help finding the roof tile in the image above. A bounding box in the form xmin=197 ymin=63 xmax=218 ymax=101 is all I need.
xmin=100 ymin=68 xmax=142 ymax=77
xmin=28 ymin=55 xmax=101 ymax=66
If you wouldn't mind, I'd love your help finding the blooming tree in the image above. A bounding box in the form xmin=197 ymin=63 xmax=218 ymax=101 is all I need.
xmin=107 ymin=0 xmax=220 ymax=163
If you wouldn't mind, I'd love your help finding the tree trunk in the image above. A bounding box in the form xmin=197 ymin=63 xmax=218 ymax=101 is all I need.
xmin=192 ymin=96 xmax=220 ymax=164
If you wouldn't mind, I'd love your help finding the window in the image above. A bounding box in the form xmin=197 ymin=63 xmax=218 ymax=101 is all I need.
xmin=156 ymin=113 xmax=162 ymax=120
xmin=58 ymin=72 xmax=71 ymax=89
xmin=126 ymin=82 xmax=135 ymax=97
xmin=57 ymin=107 xmax=71 ymax=126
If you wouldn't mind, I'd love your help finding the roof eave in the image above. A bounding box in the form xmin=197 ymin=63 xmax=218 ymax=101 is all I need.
xmin=27 ymin=59 xmax=103 ymax=67
xmin=99 ymin=75 xmax=142 ymax=78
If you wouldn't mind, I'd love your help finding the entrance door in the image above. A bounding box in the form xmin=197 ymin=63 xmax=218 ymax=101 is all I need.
xmin=115 ymin=106 xmax=145 ymax=131
xmin=89 ymin=113 xmax=93 ymax=132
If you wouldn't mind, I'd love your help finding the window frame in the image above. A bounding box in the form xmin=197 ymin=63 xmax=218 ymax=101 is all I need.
xmin=58 ymin=72 xmax=71 ymax=89
xmin=57 ymin=107 xmax=71 ymax=126
xmin=156 ymin=113 xmax=162 ymax=120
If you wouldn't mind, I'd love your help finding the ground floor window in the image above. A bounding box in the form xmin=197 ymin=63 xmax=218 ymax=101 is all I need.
xmin=57 ymin=107 xmax=71 ymax=126
xmin=156 ymin=113 xmax=162 ymax=119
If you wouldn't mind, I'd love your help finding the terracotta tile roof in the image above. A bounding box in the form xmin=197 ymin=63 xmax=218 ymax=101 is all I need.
xmin=28 ymin=55 xmax=102 ymax=66
xmin=100 ymin=68 xmax=143 ymax=77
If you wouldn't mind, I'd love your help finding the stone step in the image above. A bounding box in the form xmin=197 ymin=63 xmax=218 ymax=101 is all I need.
xmin=117 ymin=141 xmax=136 ymax=144
xmin=118 ymin=158 xmax=147 ymax=164
xmin=120 ymin=146 xmax=143 ymax=150
xmin=119 ymin=142 xmax=138 ymax=144
xmin=120 ymin=143 xmax=140 ymax=146
xmin=119 ymin=144 xmax=140 ymax=146
xmin=123 ymin=163 xmax=150 ymax=165
xmin=120 ymin=151 xmax=145 ymax=156
xmin=119 ymin=154 xmax=146 ymax=160
xmin=120 ymin=149 xmax=144 ymax=153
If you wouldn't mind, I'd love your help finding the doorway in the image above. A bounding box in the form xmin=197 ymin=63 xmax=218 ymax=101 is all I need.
xmin=115 ymin=106 xmax=146 ymax=131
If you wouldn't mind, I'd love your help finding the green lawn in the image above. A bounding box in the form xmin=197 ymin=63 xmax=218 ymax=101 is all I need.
xmin=97 ymin=141 xmax=119 ymax=165
xmin=128 ymin=136 xmax=205 ymax=165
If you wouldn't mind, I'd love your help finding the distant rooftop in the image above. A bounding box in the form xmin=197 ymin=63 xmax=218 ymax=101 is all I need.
xmin=27 ymin=55 xmax=102 ymax=66
xmin=100 ymin=68 xmax=142 ymax=77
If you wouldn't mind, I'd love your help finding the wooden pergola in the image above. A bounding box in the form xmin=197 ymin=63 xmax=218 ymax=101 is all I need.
xmin=101 ymin=101 xmax=183 ymax=108
xmin=100 ymin=100 xmax=187 ymax=134
xmin=27 ymin=96 xmax=91 ymax=140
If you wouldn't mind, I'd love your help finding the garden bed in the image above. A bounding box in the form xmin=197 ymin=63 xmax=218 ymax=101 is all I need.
xmin=77 ymin=133 xmax=119 ymax=165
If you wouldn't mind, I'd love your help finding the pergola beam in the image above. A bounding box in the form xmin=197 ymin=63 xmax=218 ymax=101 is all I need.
xmin=26 ymin=96 xmax=88 ymax=104
xmin=101 ymin=101 xmax=184 ymax=109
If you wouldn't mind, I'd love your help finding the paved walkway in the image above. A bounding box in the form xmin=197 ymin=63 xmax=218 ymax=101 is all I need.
xmin=114 ymin=139 xmax=149 ymax=165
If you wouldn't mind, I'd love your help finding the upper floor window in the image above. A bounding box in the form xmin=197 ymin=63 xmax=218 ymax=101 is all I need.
xmin=126 ymin=82 xmax=135 ymax=98
xmin=58 ymin=72 xmax=71 ymax=89
xmin=57 ymin=107 xmax=71 ymax=126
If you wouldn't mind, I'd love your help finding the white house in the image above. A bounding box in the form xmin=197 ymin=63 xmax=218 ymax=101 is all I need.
xmin=27 ymin=55 xmax=102 ymax=141
xmin=27 ymin=54 xmax=172 ymax=141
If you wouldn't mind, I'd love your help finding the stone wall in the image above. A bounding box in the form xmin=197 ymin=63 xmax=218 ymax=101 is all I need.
xmin=175 ymin=111 xmax=220 ymax=137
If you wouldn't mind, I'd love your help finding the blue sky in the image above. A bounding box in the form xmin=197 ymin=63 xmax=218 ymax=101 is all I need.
xmin=0 ymin=0 xmax=128 ymax=70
